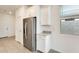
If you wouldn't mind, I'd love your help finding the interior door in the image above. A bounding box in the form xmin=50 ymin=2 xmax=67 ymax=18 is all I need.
xmin=0 ymin=18 xmax=8 ymax=38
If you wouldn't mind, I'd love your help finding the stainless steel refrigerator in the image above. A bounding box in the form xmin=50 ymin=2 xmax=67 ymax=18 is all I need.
xmin=23 ymin=17 xmax=36 ymax=52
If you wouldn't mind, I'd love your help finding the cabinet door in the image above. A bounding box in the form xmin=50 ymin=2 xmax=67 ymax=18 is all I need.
xmin=26 ymin=10 xmax=30 ymax=17
xmin=29 ymin=7 xmax=36 ymax=17
xmin=45 ymin=35 xmax=51 ymax=52
xmin=40 ymin=6 xmax=48 ymax=25
xmin=40 ymin=6 xmax=52 ymax=25
xmin=26 ymin=6 xmax=37 ymax=17
xmin=37 ymin=35 xmax=45 ymax=52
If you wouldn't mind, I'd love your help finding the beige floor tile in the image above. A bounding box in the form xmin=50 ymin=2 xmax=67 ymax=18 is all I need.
xmin=0 ymin=37 xmax=31 ymax=53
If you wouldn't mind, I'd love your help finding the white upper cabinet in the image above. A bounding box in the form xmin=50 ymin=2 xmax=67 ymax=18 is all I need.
xmin=26 ymin=10 xmax=30 ymax=17
xmin=26 ymin=6 xmax=38 ymax=17
xmin=61 ymin=5 xmax=79 ymax=17
xmin=40 ymin=6 xmax=52 ymax=25
xmin=25 ymin=6 xmax=52 ymax=25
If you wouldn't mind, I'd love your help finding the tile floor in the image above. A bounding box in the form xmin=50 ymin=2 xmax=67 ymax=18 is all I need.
xmin=0 ymin=37 xmax=31 ymax=53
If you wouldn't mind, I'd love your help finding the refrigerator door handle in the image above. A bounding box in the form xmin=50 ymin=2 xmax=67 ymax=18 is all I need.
xmin=25 ymin=23 xmax=28 ymax=40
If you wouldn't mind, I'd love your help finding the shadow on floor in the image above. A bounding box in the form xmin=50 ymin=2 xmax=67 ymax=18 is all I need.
xmin=48 ymin=49 xmax=60 ymax=53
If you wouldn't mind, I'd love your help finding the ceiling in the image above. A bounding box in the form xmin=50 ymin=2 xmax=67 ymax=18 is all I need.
xmin=0 ymin=5 xmax=33 ymax=15
xmin=0 ymin=5 xmax=21 ymax=15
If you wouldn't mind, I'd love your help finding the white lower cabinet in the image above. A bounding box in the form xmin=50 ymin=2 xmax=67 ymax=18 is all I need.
xmin=37 ymin=35 xmax=51 ymax=53
xmin=37 ymin=37 xmax=45 ymax=52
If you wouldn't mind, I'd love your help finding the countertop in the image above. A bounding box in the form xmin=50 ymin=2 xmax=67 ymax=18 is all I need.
xmin=37 ymin=31 xmax=52 ymax=36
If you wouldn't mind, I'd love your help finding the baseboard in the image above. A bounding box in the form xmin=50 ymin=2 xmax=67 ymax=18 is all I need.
xmin=0 ymin=36 xmax=15 ymax=39
xmin=0 ymin=36 xmax=8 ymax=39
xmin=8 ymin=35 xmax=15 ymax=38
xmin=16 ymin=41 xmax=21 ymax=44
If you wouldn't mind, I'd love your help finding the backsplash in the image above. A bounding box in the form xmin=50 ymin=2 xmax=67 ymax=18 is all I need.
xmin=41 ymin=25 xmax=52 ymax=32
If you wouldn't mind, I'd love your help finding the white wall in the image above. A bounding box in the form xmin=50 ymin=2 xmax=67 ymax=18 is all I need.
xmin=15 ymin=6 xmax=27 ymax=44
xmin=51 ymin=5 xmax=79 ymax=53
